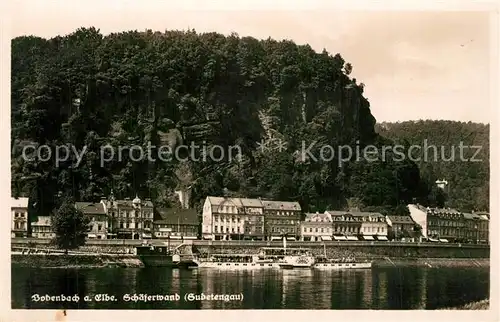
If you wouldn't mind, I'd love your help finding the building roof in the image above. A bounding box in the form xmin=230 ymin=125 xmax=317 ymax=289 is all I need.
xmin=326 ymin=210 xmax=384 ymax=218
xmin=206 ymin=196 xmax=244 ymax=207
xmin=115 ymin=199 xmax=153 ymax=208
xmin=387 ymin=215 xmax=415 ymax=224
xmin=304 ymin=212 xmax=332 ymax=222
xmin=206 ymin=197 xmax=262 ymax=207
xmin=154 ymin=208 xmax=198 ymax=225
xmin=262 ymin=200 xmax=301 ymax=211
xmin=11 ymin=197 xmax=29 ymax=208
xmin=205 ymin=196 xmax=301 ymax=212
xmin=430 ymin=207 xmax=461 ymax=215
xmin=239 ymin=198 xmax=263 ymax=208
xmin=75 ymin=202 xmax=106 ymax=215
xmin=463 ymin=213 xmax=488 ymax=220
xmin=32 ymin=216 xmax=52 ymax=226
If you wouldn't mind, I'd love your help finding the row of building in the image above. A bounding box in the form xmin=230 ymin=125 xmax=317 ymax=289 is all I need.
xmin=201 ymin=197 xmax=489 ymax=243
xmin=11 ymin=194 xmax=490 ymax=244
xmin=201 ymin=196 xmax=391 ymax=241
xmin=408 ymin=204 xmax=489 ymax=243
xmin=11 ymin=193 xmax=199 ymax=240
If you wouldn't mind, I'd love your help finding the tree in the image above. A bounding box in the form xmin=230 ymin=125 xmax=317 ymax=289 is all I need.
xmin=51 ymin=198 xmax=90 ymax=252
xmin=401 ymin=228 xmax=412 ymax=239
xmin=413 ymin=223 xmax=423 ymax=239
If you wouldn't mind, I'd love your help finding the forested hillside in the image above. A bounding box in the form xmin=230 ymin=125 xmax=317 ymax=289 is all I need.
xmin=376 ymin=121 xmax=489 ymax=211
xmin=12 ymin=27 xmax=433 ymax=219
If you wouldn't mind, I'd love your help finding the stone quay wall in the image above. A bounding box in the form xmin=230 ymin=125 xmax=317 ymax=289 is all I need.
xmin=12 ymin=238 xmax=490 ymax=259
xmin=192 ymin=241 xmax=489 ymax=259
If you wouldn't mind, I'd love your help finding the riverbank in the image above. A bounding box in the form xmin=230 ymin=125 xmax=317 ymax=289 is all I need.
xmin=442 ymin=299 xmax=489 ymax=310
xmin=374 ymin=258 xmax=489 ymax=268
xmin=11 ymin=253 xmax=489 ymax=269
xmin=11 ymin=254 xmax=144 ymax=268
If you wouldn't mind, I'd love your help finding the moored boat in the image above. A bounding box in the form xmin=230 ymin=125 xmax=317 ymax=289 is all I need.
xmin=193 ymin=253 xmax=282 ymax=269
xmin=275 ymin=249 xmax=316 ymax=269
xmin=312 ymin=256 xmax=372 ymax=269
xmin=135 ymin=243 xmax=197 ymax=268
xmin=311 ymin=243 xmax=372 ymax=270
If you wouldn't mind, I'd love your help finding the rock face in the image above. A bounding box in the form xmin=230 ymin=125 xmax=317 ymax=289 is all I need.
xmin=181 ymin=121 xmax=221 ymax=143
xmin=12 ymin=28 xmax=423 ymax=216
xmin=157 ymin=128 xmax=183 ymax=150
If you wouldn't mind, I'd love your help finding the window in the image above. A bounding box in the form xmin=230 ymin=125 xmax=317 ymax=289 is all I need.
xmin=309 ymin=228 xmax=313 ymax=232
xmin=226 ymin=227 xmax=229 ymax=233
xmin=98 ymin=224 xmax=102 ymax=231
xmin=321 ymin=228 xmax=324 ymax=233
xmin=315 ymin=228 xmax=318 ymax=233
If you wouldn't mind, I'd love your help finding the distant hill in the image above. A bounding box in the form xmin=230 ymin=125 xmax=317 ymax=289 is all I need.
xmin=376 ymin=120 xmax=489 ymax=211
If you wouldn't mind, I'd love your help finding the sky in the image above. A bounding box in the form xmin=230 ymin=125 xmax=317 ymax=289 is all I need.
xmin=9 ymin=1 xmax=496 ymax=123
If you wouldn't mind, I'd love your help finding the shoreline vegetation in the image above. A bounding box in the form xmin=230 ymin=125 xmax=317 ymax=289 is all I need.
xmin=442 ymin=299 xmax=489 ymax=310
xmin=11 ymin=253 xmax=489 ymax=269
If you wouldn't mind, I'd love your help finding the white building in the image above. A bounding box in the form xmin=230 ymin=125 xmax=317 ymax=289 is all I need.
xmin=202 ymin=196 xmax=265 ymax=240
xmin=31 ymin=216 xmax=55 ymax=239
xmin=11 ymin=197 xmax=29 ymax=238
xmin=300 ymin=212 xmax=333 ymax=241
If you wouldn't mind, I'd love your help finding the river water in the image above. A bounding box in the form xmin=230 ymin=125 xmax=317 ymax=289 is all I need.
xmin=12 ymin=265 xmax=489 ymax=309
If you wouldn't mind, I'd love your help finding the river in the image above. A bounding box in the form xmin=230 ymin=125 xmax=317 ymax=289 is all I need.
xmin=12 ymin=265 xmax=489 ymax=309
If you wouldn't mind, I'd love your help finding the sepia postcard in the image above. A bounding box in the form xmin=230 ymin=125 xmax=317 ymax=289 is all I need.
xmin=1 ymin=0 xmax=498 ymax=321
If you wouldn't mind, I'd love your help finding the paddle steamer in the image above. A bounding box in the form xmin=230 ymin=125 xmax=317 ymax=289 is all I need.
xmin=192 ymin=237 xmax=372 ymax=270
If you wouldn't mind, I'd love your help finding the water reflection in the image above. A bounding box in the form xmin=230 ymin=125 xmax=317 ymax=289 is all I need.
xmin=12 ymin=266 xmax=489 ymax=310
